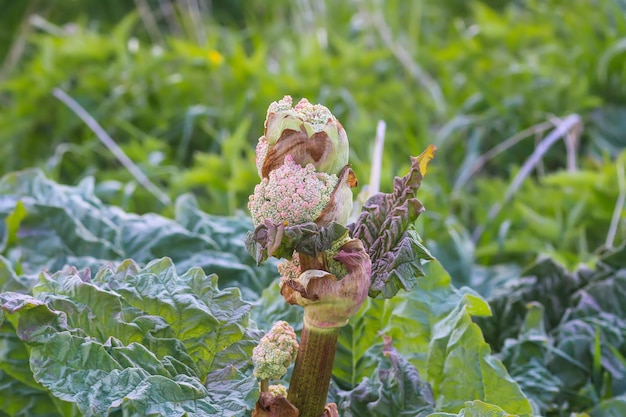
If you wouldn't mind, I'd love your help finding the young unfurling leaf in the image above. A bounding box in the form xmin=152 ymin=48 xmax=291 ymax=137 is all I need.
xmin=349 ymin=146 xmax=436 ymax=298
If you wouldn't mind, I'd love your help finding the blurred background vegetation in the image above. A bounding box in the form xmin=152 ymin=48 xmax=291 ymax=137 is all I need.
xmin=0 ymin=0 xmax=625 ymax=288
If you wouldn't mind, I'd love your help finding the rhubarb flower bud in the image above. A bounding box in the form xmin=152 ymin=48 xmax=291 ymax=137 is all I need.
xmin=256 ymin=96 xmax=349 ymax=178
xmin=248 ymin=155 xmax=356 ymax=227
xmin=252 ymin=321 xmax=299 ymax=381
xmin=248 ymin=155 xmax=337 ymax=226
xmin=277 ymin=252 xmax=301 ymax=280
xmin=268 ymin=384 xmax=288 ymax=398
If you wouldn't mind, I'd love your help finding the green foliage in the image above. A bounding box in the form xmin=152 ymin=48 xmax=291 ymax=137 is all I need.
xmin=427 ymin=0 xmax=626 ymax=166
xmin=476 ymin=243 xmax=626 ymax=415
xmin=2 ymin=0 xmax=625 ymax=220
xmin=1 ymin=1 xmax=625 ymax=303
xmin=334 ymin=261 xmax=533 ymax=416
xmin=1 ymin=1 xmax=626 ymax=414
xmin=422 ymin=151 xmax=626 ymax=294
xmin=0 ymin=169 xmax=277 ymax=299
xmin=331 ymin=340 xmax=436 ymax=416
xmin=0 ymin=170 xmax=534 ymax=416
xmin=472 ymin=155 xmax=626 ymax=267
xmin=0 ymin=258 xmax=259 ymax=416
xmin=0 ymin=316 xmax=68 ymax=417
xmin=0 ymin=170 xmax=275 ymax=416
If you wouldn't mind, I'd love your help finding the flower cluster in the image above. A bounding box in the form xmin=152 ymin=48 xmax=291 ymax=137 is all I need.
xmin=248 ymin=155 xmax=338 ymax=226
xmin=268 ymin=384 xmax=288 ymax=398
xmin=277 ymin=252 xmax=301 ymax=280
xmin=252 ymin=320 xmax=299 ymax=381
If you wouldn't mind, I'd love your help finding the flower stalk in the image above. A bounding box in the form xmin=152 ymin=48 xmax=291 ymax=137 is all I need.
xmin=287 ymin=325 xmax=339 ymax=416
xmin=248 ymin=96 xmax=370 ymax=417
xmin=260 ymin=379 xmax=269 ymax=393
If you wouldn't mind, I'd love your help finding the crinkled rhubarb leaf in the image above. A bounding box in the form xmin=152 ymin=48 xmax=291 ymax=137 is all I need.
xmin=331 ymin=336 xmax=435 ymax=417
xmin=0 ymin=255 xmax=32 ymax=293
xmin=427 ymin=400 xmax=516 ymax=416
xmin=0 ymin=319 xmax=72 ymax=417
xmin=0 ymin=258 xmax=259 ymax=417
xmin=334 ymin=261 xmax=532 ymax=416
xmin=0 ymin=171 xmax=278 ymax=415
xmin=482 ymin=243 xmax=626 ymax=415
xmin=476 ymin=256 xmax=594 ymax=350
xmin=0 ymin=169 xmax=277 ymax=300
xmin=497 ymin=303 xmax=561 ymax=413
xmin=245 ymin=220 xmax=348 ymax=265
xmin=349 ymin=146 xmax=436 ymax=298
xmin=175 ymin=194 xmax=279 ymax=297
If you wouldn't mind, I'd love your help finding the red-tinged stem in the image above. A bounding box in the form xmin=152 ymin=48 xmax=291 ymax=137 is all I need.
xmin=287 ymin=252 xmax=336 ymax=417
xmin=287 ymin=324 xmax=339 ymax=417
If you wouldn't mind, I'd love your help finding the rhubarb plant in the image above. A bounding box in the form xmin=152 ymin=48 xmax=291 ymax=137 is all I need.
xmin=245 ymin=96 xmax=530 ymax=417
xmin=0 ymin=97 xmax=535 ymax=417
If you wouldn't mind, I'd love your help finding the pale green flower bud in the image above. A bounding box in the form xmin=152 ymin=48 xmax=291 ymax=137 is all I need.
xmin=252 ymin=321 xmax=299 ymax=381
xmin=249 ymin=97 xmax=357 ymax=230
xmin=268 ymin=384 xmax=288 ymax=398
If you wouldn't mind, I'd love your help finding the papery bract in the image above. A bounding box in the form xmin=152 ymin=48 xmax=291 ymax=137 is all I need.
xmin=256 ymin=96 xmax=349 ymax=178
xmin=280 ymin=239 xmax=371 ymax=329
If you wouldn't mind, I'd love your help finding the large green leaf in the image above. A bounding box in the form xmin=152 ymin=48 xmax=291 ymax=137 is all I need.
xmin=476 ymin=256 xmax=594 ymax=350
xmin=175 ymin=194 xmax=280 ymax=297
xmin=334 ymin=261 xmax=532 ymax=416
xmin=0 ymin=258 xmax=259 ymax=416
xmin=482 ymin=244 xmax=626 ymax=415
xmin=426 ymin=301 xmax=531 ymax=416
xmin=428 ymin=400 xmax=517 ymax=416
xmin=0 ymin=169 xmax=277 ymax=299
xmin=497 ymin=303 xmax=561 ymax=413
xmin=0 ymin=320 xmax=68 ymax=417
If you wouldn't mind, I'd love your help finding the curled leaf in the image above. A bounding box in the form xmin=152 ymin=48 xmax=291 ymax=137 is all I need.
xmin=246 ymin=221 xmax=349 ymax=265
xmin=322 ymin=403 xmax=339 ymax=417
xmin=315 ymin=165 xmax=357 ymax=227
xmin=252 ymin=392 xmax=299 ymax=417
xmin=349 ymin=146 xmax=436 ymax=298
xmin=280 ymin=239 xmax=371 ymax=329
